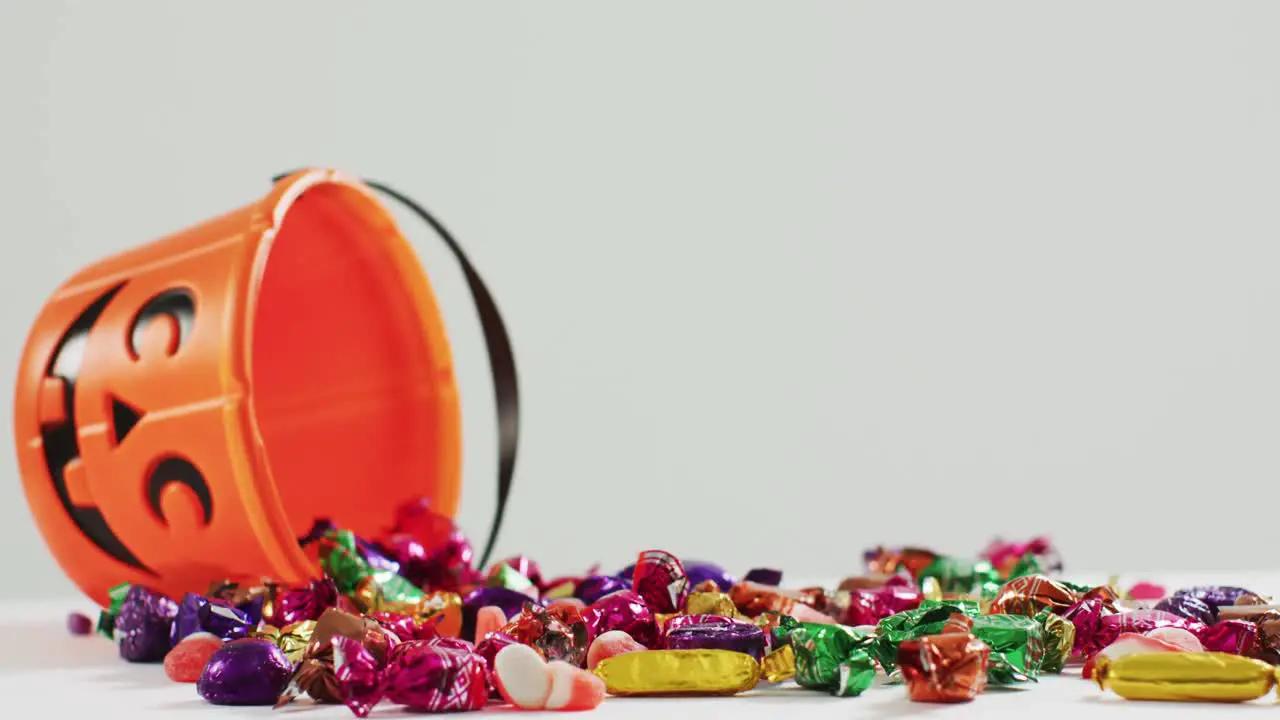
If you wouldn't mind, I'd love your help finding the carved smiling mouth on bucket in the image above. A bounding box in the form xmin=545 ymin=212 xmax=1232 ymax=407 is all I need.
xmin=39 ymin=282 xmax=213 ymax=576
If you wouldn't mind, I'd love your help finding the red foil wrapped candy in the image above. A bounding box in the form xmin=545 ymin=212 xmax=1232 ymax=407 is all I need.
xmin=631 ymin=550 xmax=689 ymax=614
xmin=897 ymin=633 xmax=991 ymax=703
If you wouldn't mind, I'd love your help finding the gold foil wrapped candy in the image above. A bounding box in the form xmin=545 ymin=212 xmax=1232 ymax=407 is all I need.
xmin=251 ymin=620 xmax=316 ymax=664
xmin=761 ymin=644 xmax=797 ymax=683
xmin=594 ymin=649 xmax=761 ymax=695
xmin=1096 ymin=652 xmax=1278 ymax=702
xmin=685 ymin=592 xmax=739 ymax=618
xmin=352 ymin=582 xmax=463 ymax=638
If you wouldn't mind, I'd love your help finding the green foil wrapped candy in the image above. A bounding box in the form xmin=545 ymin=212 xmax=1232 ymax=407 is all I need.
xmin=873 ymin=603 xmax=971 ymax=672
xmin=917 ymin=557 xmax=1000 ymax=598
xmin=779 ymin=617 xmax=876 ymax=697
xmin=965 ymin=614 xmax=1045 ymax=684
xmin=1034 ymin=609 xmax=1074 ymax=673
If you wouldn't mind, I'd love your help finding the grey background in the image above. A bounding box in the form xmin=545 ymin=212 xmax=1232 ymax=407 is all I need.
xmin=2 ymin=1 xmax=1278 ymax=600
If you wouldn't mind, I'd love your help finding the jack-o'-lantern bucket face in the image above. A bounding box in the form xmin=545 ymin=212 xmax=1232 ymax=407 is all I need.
xmin=13 ymin=170 xmax=462 ymax=607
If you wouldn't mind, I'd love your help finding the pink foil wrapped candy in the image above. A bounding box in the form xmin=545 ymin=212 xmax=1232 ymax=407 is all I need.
xmin=335 ymin=636 xmax=488 ymax=716
xmin=631 ymin=550 xmax=688 ymax=614
xmin=582 ymin=590 xmax=657 ymax=647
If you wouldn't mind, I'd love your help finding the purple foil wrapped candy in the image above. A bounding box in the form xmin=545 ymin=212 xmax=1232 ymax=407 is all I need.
xmin=172 ymin=593 xmax=252 ymax=645
xmin=462 ymin=587 xmax=541 ymax=642
xmin=583 ymin=590 xmax=657 ymax=647
xmin=576 ymin=575 xmax=631 ymax=606
xmin=115 ymin=585 xmax=179 ymax=663
xmin=684 ymin=562 xmax=738 ymax=592
xmin=665 ymin=614 xmax=747 ymax=632
xmin=1153 ymin=595 xmax=1215 ymax=626
xmin=666 ymin=621 xmax=766 ymax=661
xmin=336 ymin=637 xmax=488 ymax=717
xmin=1200 ymin=620 xmax=1262 ymax=656
xmin=1172 ymin=587 xmax=1256 ymax=615
xmin=198 ymin=638 xmax=292 ymax=705
xmin=744 ymin=568 xmax=784 ymax=586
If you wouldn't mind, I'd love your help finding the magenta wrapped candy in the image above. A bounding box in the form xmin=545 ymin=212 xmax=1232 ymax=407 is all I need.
xmin=632 ymin=550 xmax=688 ymax=614
xmin=1200 ymin=620 xmax=1262 ymax=656
xmin=1075 ymin=609 xmax=1207 ymax=655
xmin=271 ymin=578 xmax=339 ymax=626
xmin=582 ymin=590 xmax=657 ymax=647
xmin=336 ymin=636 xmax=488 ymax=716
xmin=665 ymin=622 xmax=766 ymax=661
xmin=475 ymin=631 xmax=523 ymax=675
xmin=115 ymin=585 xmax=178 ymax=663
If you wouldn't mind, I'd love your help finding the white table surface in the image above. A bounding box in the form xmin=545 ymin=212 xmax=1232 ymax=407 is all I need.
xmin=5 ymin=572 xmax=1278 ymax=719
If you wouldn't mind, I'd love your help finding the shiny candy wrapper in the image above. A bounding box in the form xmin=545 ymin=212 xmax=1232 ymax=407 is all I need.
xmin=97 ymin=582 xmax=131 ymax=639
xmin=207 ymin=580 xmax=276 ymax=627
xmin=499 ymin=605 xmax=589 ymax=667
xmin=1076 ymin=609 xmax=1207 ymax=656
xmin=980 ymin=536 xmax=1062 ymax=577
xmin=1154 ymin=595 xmax=1216 ymax=626
xmin=475 ymin=631 xmax=526 ymax=676
xmin=370 ymin=611 xmax=441 ymax=642
xmin=172 ymin=593 xmax=253 ymax=645
xmin=583 ymin=590 xmax=658 ymax=648
xmin=684 ymin=562 xmax=739 ymax=592
xmin=253 ymin=621 xmax=316 ymax=665
xmin=954 ymin=613 xmax=1044 ymax=684
xmin=898 ymin=633 xmax=991 ymax=703
xmin=199 ymin=638 xmax=293 ymax=706
xmin=575 ymin=575 xmax=631 ymax=606
xmin=873 ymin=603 xmax=972 ymax=672
xmin=273 ymin=578 xmax=340 ymax=626
xmin=494 ymin=555 xmax=544 ymax=589
xmin=685 ymin=591 xmax=739 ymax=618
xmin=665 ymin=621 xmax=767 ymax=662
xmin=1172 ymin=586 xmax=1257 ymax=613
xmin=275 ymin=608 xmax=397 ymax=706
xmin=632 ymin=550 xmax=689 ymax=614
xmin=1200 ymin=619 xmax=1262 ymax=657
xmin=865 ymin=546 xmax=939 ymax=578
xmin=665 ymin=613 xmax=750 ymax=633
xmin=365 ymin=590 xmax=462 ymax=638
xmin=761 ymin=644 xmax=797 ymax=682
xmin=116 ymin=585 xmax=179 ymax=663
xmin=1035 ymin=610 xmax=1075 ymax=673
xmin=729 ymin=582 xmax=823 ymax=618
xmin=783 ymin=619 xmax=877 ymax=697
xmin=336 ymin=636 xmax=488 ymax=716
xmin=988 ymin=574 xmax=1082 ymax=617
xmin=1095 ymin=651 xmax=1278 ymax=702
xmin=462 ymin=587 xmax=538 ymax=641
xmin=593 ymin=649 xmax=760 ymax=696
xmin=382 ymin=529 xmax=483 ymax=593
xmin=486 ymin=563 xmax=537 ymax=597
xmin=916 ymin=556 xmax=1001 ymax=598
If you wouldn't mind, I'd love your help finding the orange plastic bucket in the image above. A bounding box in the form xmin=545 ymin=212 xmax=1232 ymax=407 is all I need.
xmin=13 ymin=168 xmax=517 ymax=608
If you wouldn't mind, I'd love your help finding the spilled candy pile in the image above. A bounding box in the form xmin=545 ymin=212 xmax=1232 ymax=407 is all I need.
xmin=76 ymin=516 xmax=1280 ymax=710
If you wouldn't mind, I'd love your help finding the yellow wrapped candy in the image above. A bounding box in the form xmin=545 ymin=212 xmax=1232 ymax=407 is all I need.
xmin=1096 ymin=652 xmax=1277 ymax=702
xmin=594 ymin=650 xmax=761 ymax=695
xmin=250 ymin=620 xmax=317 ymax=664
xmin=686 ymin=592 xmax=739 ymax=619
xmin=761 ymin=644 xmax=796 ymax=683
